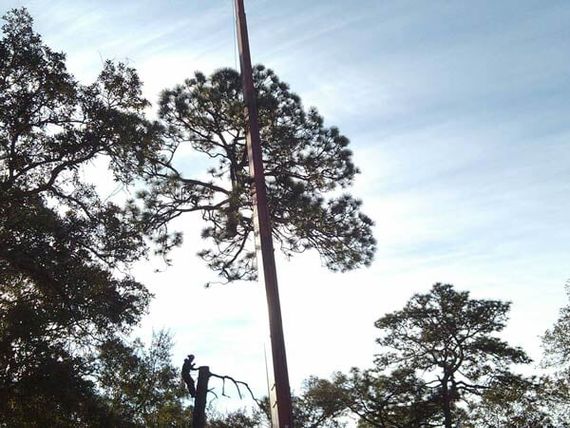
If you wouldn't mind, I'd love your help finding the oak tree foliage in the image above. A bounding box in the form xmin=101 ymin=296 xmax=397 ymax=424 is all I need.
xmin=207 ymin=408 xmax=262 ymax=428
xmin=96 ymin=331 xmax=192 ymax=427
xmin=292 ymin=376 xmax=349 ymax=428
xmin=336 ymin=368 xmax=440 ymax=428
xmin=141 ymin=66 xmax=376 ymax=282
xmin=254 ymin=377 xmax=349 ymax=428
xmin=466 ymin=375 xmax=567 ymax=428
xmin=0 ymin=8 xmax=165 ymax=425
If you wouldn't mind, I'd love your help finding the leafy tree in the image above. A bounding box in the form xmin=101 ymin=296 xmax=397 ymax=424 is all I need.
xmin=233 ymin=377 xmax=349 ymax=428
xmin=0 ymin=195 xmax=151 ymax=426
xmin=466 ymin=375 xmax=568 ymax=428
xmin=207 ymin=408 xmax=261 ymax=428
xmin=140 ymin=66 xmax=376 ymax=282
xmin=336 ymin=368 xmax=440 ymax=428
xmin=374 ymin=283 xmax=530 ymax=428
xmin=0 ymin=8 xmax=167 ymax=425
xmin=538 ymin=280 xmax=570 ymax=425
xmin=96 ymin=331 xmax=192 ymax=427
xmin=292 ymin=376 xmax=348 ymax=428
xmin=543 ymin=280 xmax=570 ymax=369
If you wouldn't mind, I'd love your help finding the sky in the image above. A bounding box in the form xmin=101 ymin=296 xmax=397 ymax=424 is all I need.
xmin=3 ymin=0 xmax=570 ymax=415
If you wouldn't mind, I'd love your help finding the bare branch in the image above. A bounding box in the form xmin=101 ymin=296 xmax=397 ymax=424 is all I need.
xmin=209 ymin=371 xmax=259 ymax=404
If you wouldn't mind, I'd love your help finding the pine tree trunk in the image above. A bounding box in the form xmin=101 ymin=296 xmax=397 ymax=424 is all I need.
xmin=441 ymin=376 xmax=453 ymax=428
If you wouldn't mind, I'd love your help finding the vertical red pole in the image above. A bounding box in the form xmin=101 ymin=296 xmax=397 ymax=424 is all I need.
xmin=233 ymin=1 xmax=294 ymax=427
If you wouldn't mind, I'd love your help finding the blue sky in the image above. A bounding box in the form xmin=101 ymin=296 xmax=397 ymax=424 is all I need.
xmin=4 ymin=0 xmax=570 ymax=412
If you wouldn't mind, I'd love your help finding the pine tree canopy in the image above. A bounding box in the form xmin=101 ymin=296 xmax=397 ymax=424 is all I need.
xmin=140 ymin=66 xmax=376 ymax=282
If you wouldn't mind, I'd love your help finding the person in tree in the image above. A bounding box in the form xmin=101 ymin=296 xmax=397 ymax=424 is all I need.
xmin=181 ymin=354 xmax=196 ymax=397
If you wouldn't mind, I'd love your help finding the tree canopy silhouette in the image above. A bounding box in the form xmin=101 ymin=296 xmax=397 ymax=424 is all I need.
xmin=0 ymin=8 xmax=165 ymax=424
xmin=140 ymin=66 xmax=376 ymax=282
xmin=0 ymin=6 xmax=376 ymax=425
xmin=374 ymin=283 xmax=531 ymax=428
xmin=335 ymin=367 xmax=440 ymax=427
xmin=543 ymin=280 xmax=570 ymax=369
xmin=96 ymin=331 xmax=191 ymax=426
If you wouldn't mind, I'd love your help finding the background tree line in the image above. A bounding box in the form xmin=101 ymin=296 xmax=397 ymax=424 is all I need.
xmin=207 ymin=282 xmax=570 ymax=427
xmin=1 ymin=8 xmax=568 ymax=427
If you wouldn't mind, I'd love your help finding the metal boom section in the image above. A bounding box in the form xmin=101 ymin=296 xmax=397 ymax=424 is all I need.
xmin=233 ymin=1 xmax=294 ymax=427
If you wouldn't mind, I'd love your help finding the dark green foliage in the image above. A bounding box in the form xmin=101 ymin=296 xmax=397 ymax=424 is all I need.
xmin=292 ymin=376 xmax=348 ymax=428
xmin=467 ymin=375 xmax=568 ymax=428
xmin=463 ymin=281 xmax=570 ymax=427
xmin=0 ymin=11 xmax=160 ymax=195
xmin=543 ymin=280 xmax=570 ymax=368
xmin=196 ymin=284 xmax=542 ymax=428
xmin=537 ymin=280 xmax=570 ymax=425
xmin=97 ymin=331 xmax=192 ymax=427
xmin=253 ymin=377 xmax=349 ymax=428
xmin=336 ymin=368 xmax=440 ymax=428
xmin=141 ymin=66 xmax=375 ymax=282
xmin=374 ymin=283 xmax=530 ymax=428
xmin=207 ymin=408 xmax=261 ymax=428
xmin=0 ymin=8 xmax=170 ymax=426
xmin=0 ymin=198 xmax=149 ymax=424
